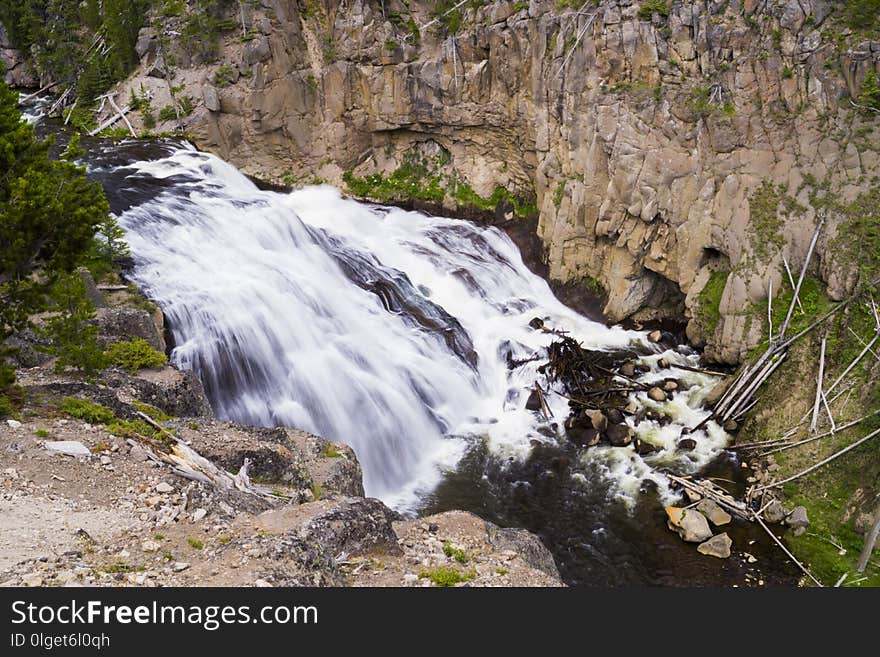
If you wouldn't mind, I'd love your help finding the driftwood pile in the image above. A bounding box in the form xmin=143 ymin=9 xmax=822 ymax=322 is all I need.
xmin=522 ymin=332 xmax=686 ymax=455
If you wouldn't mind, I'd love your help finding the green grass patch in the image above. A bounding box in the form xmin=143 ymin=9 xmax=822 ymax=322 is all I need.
xmin=60 ymin=397 xmax=117 ymax=425
xmin=323 ymin=444 xmax=343 ymax=458
xmin=781 ymin=439 xmax=880 ymax=587
xmin=697 ymin=270 xmax=727 ymax=337
xmin=187 ymin=537 xmax=204 ymax=550
xmin=132 ymin=401 xmax=173 ymax=422
xmin=443 ymin=542 xmax=470 ymax=564
xmin=418 ymin=565 xmax=476 ymax=587
xmin=105 ymin=339 xmax=168 ymax=374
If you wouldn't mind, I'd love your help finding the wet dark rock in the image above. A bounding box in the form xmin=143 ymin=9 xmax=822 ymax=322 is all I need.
xmin=528 ymin=317 xmax=545 ymax=330
xmin=723 ymin=419 xmax=739 ymax=432
xmin=606 ymin=423 xmax=633 ymax=447
xmin=634 ymin=438 xmax=658 ymax=455
xmin=678 ymin=438 xmax=697 ymax=450
xmin=525 ymin=389 xmax=543 ymax=411
xmin=567 ymin=426 xmax=601 ymax=447
xmin=606 ymin=408 xmax=625 ymax=424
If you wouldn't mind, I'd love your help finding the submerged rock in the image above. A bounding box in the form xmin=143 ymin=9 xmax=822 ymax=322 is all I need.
xmin=697 ymin=532 xmax=732 ymax=558
xmin=697 ymin=499 xmax=732 ymax=526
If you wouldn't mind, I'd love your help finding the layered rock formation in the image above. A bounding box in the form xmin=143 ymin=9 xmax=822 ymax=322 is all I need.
xmin=89 ymin=1 xmax=880 ymax=362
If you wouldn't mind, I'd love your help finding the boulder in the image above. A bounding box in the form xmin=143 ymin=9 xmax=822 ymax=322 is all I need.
xmin=256 ymin=497 xmax=401 ymax=558
xmin=619 ymin=362 xmax=636 ymax=377
xmin=605 ymin=408 xmax=625 ymax=424
xmin=77 ymin=267 xmax=106 ymax=308
xmin=763 ymin=500 xmax=786 ymax=524
xmin=662 ymin=380 xmax=679 ymax=391
xmin=648 ymin=387 xmax=667 ymax=402
xmin=44 ymin=441 xmax=91 ymax=457
xmin=584 ymin=409 xmax=607 ymax=431
xmin=785 ymin=506 xmax=810 ymax=534
xmin=677 ymin=438 xmax=697 ymax=450
xmin=647 ymin=330 xmax=662 ymax=343
xmin=697 ymin=499 xmax=732 ymax=526
xmin=525 ymin=389 xmax=542 ymax=411
xmin=634 ymin=437 xmax=658 ymax=455
xmin=203 ymin=84 xmax=221 ymax=112
xmin=567 ymin=426 xmax=600 ymax=447
xmin=94 ymin=307 xmax=165 ymax=352
xmin=605 ymin=423 xmax=633 ymax=447
xmin=666 ymin=506 xmax=713 ymax=542
xmin=697 ymin=532 xmax=732 ymax=558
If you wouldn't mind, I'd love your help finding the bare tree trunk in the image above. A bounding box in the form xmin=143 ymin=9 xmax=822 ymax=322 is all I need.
xmin=856 ymin=505 xmax=880 ymax=573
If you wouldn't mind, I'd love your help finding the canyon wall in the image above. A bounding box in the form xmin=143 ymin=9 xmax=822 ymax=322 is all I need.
xmin=106 ymin=0 xmax=879 ymax=363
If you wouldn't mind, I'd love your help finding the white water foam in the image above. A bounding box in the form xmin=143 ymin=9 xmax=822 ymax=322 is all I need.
xmin=113 ymin=146 xmax=727 ymax=510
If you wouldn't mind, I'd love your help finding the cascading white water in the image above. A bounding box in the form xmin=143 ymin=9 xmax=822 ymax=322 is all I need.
xmin=113 ymin=144 xmax=727 ymax=510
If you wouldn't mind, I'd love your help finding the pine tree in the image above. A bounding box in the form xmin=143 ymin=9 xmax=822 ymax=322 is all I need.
xmin=860 ymin=68 xmax=880 ymax=112
xmin=40 ymin=273 xmax=107 ymax=375
xmin=0 ymin=79 xmax=110 ymax=342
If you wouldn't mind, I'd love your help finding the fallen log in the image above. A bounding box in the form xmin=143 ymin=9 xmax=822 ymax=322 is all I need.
xmin=666 ymin=473 xmax=750 ymax=521
xmin=754 ymin=425 xmax=880 ymax=492
xmin=131 ymin=410 xmax=277 ymax=499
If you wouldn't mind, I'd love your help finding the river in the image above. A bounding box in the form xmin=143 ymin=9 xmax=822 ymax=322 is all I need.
xmin=25 ymin=100 xmax=799 ymax=586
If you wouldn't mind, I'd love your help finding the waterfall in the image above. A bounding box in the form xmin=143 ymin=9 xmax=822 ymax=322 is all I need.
xmin=106 ymin=144 xmax=725 ymax=510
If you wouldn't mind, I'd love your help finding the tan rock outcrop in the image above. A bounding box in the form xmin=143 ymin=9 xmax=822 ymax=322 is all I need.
xmin=105 ymin=0 xmax=880 ymax=364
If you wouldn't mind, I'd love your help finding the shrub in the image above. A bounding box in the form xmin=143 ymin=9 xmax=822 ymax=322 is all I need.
xmin=638 ymin=0 xmax=670 ymax=20
xmin=418 ymin=566 xmax=476 ymax=587
xmin=213 ymin=65 xmax=237 ymax=88
xmin=42 ymin=274 xmax=108 ymax=375
xmin=0 ymin=396 xmax=13 ymax=418
xmin=105 ymin=339 xmax=167 ymax=373
xmin=158 ymin=105 xmax=177 ymax=122
xmin=443 ymin=542 xmax=469 ymax=563
xmin=60 ymin=397 xmax=117 ymax=425
xmin=859 ymin=68 xmax=880 ymax=111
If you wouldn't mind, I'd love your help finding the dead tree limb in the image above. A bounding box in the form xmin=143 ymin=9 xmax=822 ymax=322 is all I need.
xmin=755 ymin=425 xmax=880 ymax=492
xmin=856 ymin=506 xmax=880 ymax=573
xmin=752 ymin=511 xmax=823 ymax=586
xmin=810 ymin=337 xmax=827 ymax=433
xmin=779 ymin=220 xmax=824 ymax=340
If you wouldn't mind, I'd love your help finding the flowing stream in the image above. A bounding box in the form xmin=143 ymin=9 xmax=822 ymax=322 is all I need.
xmin=89 ymin=141 xmax=731 ymax=509
xmin=19 ymin=95 xmax=797 ymax=585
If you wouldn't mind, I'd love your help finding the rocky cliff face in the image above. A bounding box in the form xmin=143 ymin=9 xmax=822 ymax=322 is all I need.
xmin=108 ymin=0 xmax=879 ymax=363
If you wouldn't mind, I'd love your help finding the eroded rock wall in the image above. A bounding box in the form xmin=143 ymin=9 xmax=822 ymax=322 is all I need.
xmin=107 ymin=0 xmax=880 ymax=363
